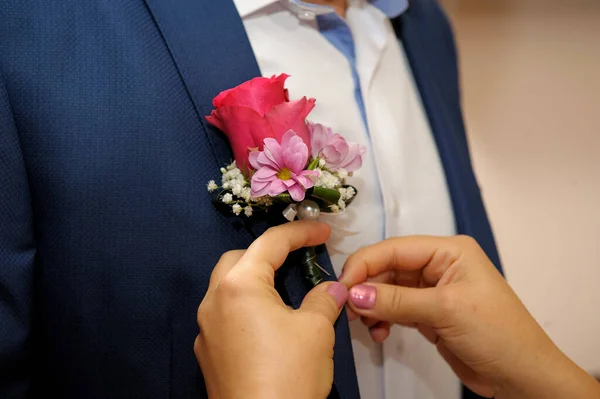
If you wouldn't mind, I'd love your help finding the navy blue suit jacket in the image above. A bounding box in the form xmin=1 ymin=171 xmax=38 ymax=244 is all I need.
xmin=0 ymin=0 xmax=501 ymax=398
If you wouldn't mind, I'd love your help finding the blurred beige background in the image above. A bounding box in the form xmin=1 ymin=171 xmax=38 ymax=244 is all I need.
xmin=439 ymin=0 xmax=600 ymax=375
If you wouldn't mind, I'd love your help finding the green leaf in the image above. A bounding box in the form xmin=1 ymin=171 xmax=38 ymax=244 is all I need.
xmin=306 ymin=158 xmax=320 ymax=170
xmin=306 ymin=186 xmax=339 ymax=213
xmin=310 ymin=186 xmax=341 ymax=204
xmin=273 ymin=193 xmax=293 ymax=204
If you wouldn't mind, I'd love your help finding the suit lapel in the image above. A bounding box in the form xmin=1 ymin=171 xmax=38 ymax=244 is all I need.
xmin=141 ymin=3 xmax=363 ymax=398
xmin=143 ymin=0 xmax=262 ymax=167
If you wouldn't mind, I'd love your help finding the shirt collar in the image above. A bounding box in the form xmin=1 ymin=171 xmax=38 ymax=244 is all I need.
xmin=234 ymin=0 xmax=409 ymax=19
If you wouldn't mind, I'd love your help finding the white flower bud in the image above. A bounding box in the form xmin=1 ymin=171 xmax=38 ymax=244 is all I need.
xmin=242 ymin=187 xmax=252 ymax=202
xmin=346 ymin=187 xmax=356 ymax=199
xmin=222 ymin=193 xmax=233 ymax=204
xmin=207 ymin=180 xmax=218 ymax=192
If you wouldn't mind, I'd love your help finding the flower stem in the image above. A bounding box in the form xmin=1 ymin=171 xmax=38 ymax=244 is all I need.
xmin=306 ymin=158 xmax=320 ymax=171
xmin=301 ymin=247 xmax=326 ymax=287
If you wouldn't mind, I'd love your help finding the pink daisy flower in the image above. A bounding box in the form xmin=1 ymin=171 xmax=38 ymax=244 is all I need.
xmin=249 ymin=130 xmax=319 ymax=202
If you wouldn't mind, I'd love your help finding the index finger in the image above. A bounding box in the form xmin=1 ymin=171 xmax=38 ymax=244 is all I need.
xmin=236 ymin=221 xmax=332 ymax=282
xmin=340 ymin=236 xmax=465 ymax=287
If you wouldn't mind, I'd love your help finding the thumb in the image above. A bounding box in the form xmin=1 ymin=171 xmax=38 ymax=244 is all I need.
xmin=347 ymin=283 xmax=441 ymax=326
xmin=299 ymin=282 xmax=348 ymax=324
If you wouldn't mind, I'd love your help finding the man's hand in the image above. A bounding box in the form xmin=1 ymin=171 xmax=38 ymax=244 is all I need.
xmin=194 ymin=221 xmax=348 ymax=399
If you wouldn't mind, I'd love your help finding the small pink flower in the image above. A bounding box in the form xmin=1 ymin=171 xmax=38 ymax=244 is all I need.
xmin=308 ymin=122 xmax=366 ymax=172
xmin=249 ymin=130 xmax=319 ymax=202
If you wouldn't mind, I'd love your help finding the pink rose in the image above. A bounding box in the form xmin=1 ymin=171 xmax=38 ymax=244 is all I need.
xmin=308 ymin=122 xmax=366 ymax=172
xmin=206 ymin=74 xmax=315 ymax=172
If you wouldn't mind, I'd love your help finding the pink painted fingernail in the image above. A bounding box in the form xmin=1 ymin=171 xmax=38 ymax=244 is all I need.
xmin=327 ymin=282 xmax=349 ymax=308
xmin=349 ymin=284 xmax=376 ymax=309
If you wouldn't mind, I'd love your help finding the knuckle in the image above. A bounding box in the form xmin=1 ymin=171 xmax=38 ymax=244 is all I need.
xmin=344 ymin=251 xmax=359 ymax=267
xmin=388 ymin=287 xmax=404 ymax=314
xmin=218 ymin=250 xmax=244 ymax=265
xmin=216 ymin=273 xmax=245 ymax=296
xmin=250 ymin=236 xmax=272 ymax=256
xmin=431 ymin=245 xmax=458 ymax=270
xmin=262 ymin=226 xmax=281 ymax=241
xmin=323 ymin=328 xmax=335 ymax=349
xmin=312 ymin=313 xmax=333 ymax=335
xmin=436 ymin=287 xmax=458 ymax=317
xmin=193 ymin=335 xmax=202 ymax=358
xmin=303 ymin=311 xmax=335 ymax=350
xmin=454 ymin=234 xmax=478 ymax=249
xmin=196 ymin=301 xmax=209 ymax=328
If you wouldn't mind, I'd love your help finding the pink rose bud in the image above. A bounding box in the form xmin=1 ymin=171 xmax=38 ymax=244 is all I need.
xmin=308 ymin=122 xmax=366 ymax=172
xmin=205 ymin=74 xmax=315 ymax=173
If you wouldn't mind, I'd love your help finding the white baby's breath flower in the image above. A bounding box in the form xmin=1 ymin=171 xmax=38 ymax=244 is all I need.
xmin=345 ymin=186 xmax=356 ymax=199
xmin=231 ymin=183 xmax=242 ymax=196
xmin=337 ymin=198 xmax=346 ymax=211
xmin=319 ymin=158 xmax=326 ymax=167
xmin=337 ymin=168 xmax=348 ymax=180
xmin=232 ymin=204 xmax=242 ymax=215
xmin=316 ymin=170 xmax=341 ymax=189
xmin=241 ymin=187 xmax=252 ymax=202
xmin=222 ymin=170 xmax=245 ymax=192
xmin=226 ymin=170 xmax=241 ymax=180
xmin=255 ymin=196 xmax=273 ymax=206
xmin=222 ymin=193 xmax=233 ymax=204
xmin=329 ymin=204 xmax=340 ymax=213
xmin=207 ymin=180 xmax=218 ymax=192
xmin=337 ymin=186 xmax=356 ymax=201
xmin=244 ymin=206 xmax=253 ymax=217
xmin=227 ymin=161 xmax=237 ymax=171
xmin=220 ymin=167 xmax=227 ymax=174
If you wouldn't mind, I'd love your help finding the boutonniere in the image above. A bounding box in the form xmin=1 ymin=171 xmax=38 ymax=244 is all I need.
xmin=205 ymin=74 xmax=365 ymax=286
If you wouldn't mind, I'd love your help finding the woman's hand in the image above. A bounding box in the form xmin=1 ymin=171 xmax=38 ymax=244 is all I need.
xmin=341 ymin=235 xmax=600 ymax=399
xmin=194 ymin=221 xmax=348 ymax=399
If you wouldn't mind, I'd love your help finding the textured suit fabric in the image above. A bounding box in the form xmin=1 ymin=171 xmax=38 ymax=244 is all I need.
xmin=0 ymin=0 xmax=500 ymax=398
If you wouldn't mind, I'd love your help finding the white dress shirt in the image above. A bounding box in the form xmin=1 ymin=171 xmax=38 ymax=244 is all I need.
xmin=233 ymin=1 xmax=460 ymax=398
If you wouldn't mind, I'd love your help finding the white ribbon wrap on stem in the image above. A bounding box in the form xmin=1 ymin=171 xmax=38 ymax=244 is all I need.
xmin=282 ymin=204 xmax=298 ymax=222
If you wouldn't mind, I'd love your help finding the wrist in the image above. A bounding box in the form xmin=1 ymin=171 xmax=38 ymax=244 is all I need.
xmin=208 ymin=379 xmax=291 ymax=399
xmin=496 ymin=341 xmax=600 ymax=399
xmin=494 ymin=342 xmax=560 ymax=399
